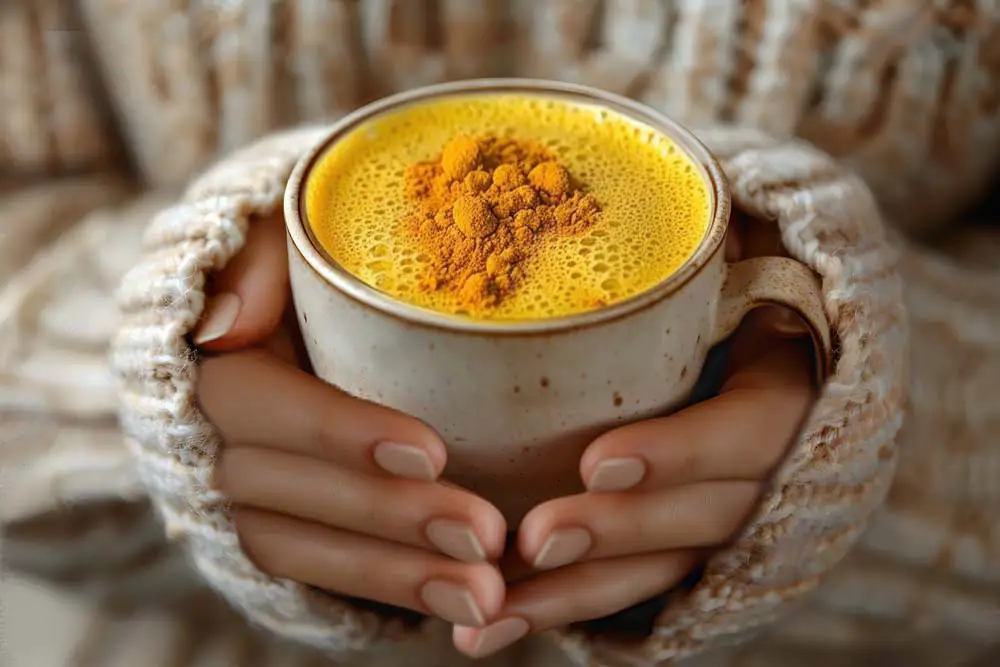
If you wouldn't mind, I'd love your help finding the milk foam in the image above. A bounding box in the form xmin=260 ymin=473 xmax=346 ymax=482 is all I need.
xmin=305 ymin=94 xmax=711 ymax=320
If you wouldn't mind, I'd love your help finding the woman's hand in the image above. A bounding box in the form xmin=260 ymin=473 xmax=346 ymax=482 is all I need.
xmin=195 ymin=212 xmax=508 ymax=628
xmin=452 ymin=219 xmax=820 ymax=657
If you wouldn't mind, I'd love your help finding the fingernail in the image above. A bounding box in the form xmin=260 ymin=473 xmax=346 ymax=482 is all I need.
xmin=469 ymin=617 xmax=530 ymax=658
xmin=193 ymin=293 xmax=242 ymax=344
xmin=373 ymin=442 xmax=437 ymax=481
xmin=426 ymin=519 xmax=486 ymax=563
xmin=587 ymin=457 xmax=646 ymax=492
xmin=532 ymin=528 xmax=592 ymax=570
xmin=420 ymin=580 xmax=485 ymax=627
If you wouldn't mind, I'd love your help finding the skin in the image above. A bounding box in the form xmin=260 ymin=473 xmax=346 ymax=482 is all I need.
xmin=196 ymin=209 xmax=817 ymax=659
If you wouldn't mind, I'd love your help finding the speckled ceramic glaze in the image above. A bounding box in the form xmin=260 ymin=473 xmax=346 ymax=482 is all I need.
xmin=285 ymin=79 xmax=831 ymax=526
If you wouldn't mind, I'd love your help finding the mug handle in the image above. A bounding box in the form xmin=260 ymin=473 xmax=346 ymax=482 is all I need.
xmin=714 ymin=257 xmax=833 ymax=383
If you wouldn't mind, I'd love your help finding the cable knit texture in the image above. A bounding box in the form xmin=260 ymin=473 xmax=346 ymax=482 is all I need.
xmin=109 ymin=125 xmax=907 ymax=665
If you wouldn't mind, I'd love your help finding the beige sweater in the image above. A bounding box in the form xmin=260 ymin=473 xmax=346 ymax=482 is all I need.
xmin=2 ymin=2 xmax=1000 ymax=666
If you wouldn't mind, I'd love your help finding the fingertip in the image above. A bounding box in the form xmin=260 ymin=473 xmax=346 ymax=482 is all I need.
xmin=413 ymin=423 xmax=449 ymax=474
xmin=195 ymin=211 xmax=290 ymax=351
xmin=515 ymin=505 xmax=557 ymax=562
xmin=367 ymin=411 xmax=448 ymax=481
xmin=471 ymin=505 xmax=508 ymax=562
xmin=578 ymin=432 xmax=612 ymax=484
xmin=452 ymin=625 xmax=480 ymax=657
xmin=193 ymin=293 xmax=243 ymax=349
xmin=579 ymin=425 xmax=641 ymax=487
xmin=395 ymin=414 xmax=450 ymax=473
xmin=466 ymin=563 xmax=506 ymax=620
xmin=453 ymin=617 xmax=531 ymax=659
xmin=196 ymin=288 xmax=287 ymax=352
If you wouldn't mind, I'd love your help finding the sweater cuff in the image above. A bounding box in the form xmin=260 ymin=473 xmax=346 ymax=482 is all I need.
xmin=548 ymin=128 xmax=908 ymax=666
xmin=112 ymin=126 xmax=400 ymax=656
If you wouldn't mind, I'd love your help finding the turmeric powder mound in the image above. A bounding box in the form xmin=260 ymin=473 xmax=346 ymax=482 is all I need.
xmin=404 ymin=134 xmax=602 ymax=311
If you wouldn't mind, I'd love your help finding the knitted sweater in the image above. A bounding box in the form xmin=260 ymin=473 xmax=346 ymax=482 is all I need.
xmin=2 ymin=2 xmax=999 ymax=666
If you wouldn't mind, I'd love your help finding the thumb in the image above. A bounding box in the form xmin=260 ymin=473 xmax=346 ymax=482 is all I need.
xmin=193 ymin=211 xmax=290 ymax=351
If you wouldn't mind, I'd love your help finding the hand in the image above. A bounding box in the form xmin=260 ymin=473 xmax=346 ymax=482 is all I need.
xmin=453 ymin=306 xmax=818 ymax=658
xmin=195 ymin=212 xmax=509 ymax=628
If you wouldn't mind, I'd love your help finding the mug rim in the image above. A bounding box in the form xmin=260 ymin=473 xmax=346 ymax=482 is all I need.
xmin=284 ymin=78 xmax=731 ymax=335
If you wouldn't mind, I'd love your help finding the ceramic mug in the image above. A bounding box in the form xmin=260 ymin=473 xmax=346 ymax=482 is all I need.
xmin=284 ymin=79 xmax=832 ymax=527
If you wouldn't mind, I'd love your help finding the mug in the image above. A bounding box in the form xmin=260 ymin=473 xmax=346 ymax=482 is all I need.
xmin=284 ymin=79 xmax=832 ymax=527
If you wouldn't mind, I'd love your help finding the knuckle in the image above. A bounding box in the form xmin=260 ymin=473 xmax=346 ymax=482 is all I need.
xmin=350 ymin=486 xmax=383 ymax=529
xmin=314 ymin=415 xmax=346 ymax=461
xmin=670 ymin=447 xmax=701 ymax=481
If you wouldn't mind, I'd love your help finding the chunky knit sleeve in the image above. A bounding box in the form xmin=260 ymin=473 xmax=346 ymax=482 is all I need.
xmin=110 ymin=126 xmax=398 ymax=654
xmin=694 ymin=221 xmax=1000 ymax=667
xmin=110 ymin=125 xmax=909 ymax=663
xmin=513 ymin=0 xmax=1000 ymax=238
xmin=72 ymin=1 xmax=1000 ymax=235
xmin=545 ymin=128 xmax=909 ymax=666
xmin=77 ymin=0 xmax=511 ymax=190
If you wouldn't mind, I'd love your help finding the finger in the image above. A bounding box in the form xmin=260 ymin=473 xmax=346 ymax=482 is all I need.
xmin=724 ymin=210 xmax=746 ymax=261
xmin=518 ymin=482 xmax=760 ymax=568
xmin=236 ymin=509 xmax=505 ymax=627
xmin=581 ymin=325 xmax=815 ymax=492
xmin=199 ymin=349 xmax=447 ymax=480
xmin=453 ymin=551 xmax=698 ymax=658
xmin=219 ymin=447 xmax=507 ymax=561
xmin=194 ymin=211 xmax=289 ymax=351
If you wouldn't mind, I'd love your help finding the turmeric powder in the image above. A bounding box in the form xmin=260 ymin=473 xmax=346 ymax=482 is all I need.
xmin=403 ymin=134 xmax=602 ymax=310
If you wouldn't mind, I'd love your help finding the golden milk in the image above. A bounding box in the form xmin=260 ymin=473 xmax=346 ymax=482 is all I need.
xmin=304 ymin=93 xmax=711 ymax=321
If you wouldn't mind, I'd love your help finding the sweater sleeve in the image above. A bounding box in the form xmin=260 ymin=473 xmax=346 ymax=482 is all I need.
xmin=110 ymin=126 xmax=399 ymax=654
xmin=675 ymin=222 xmax=1000 ymax=666
xmin=110 ymin=125 xmax=908 ymax=662
xmin=0 ymin=0 xmax=118 ymax=175
xmin=77 ymin=0 xmax=511 ymax=189
xmin=0 ymin=184 xmax=203 ymax=605
xmin=545 ymin=127 xmax=910 ymax=666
